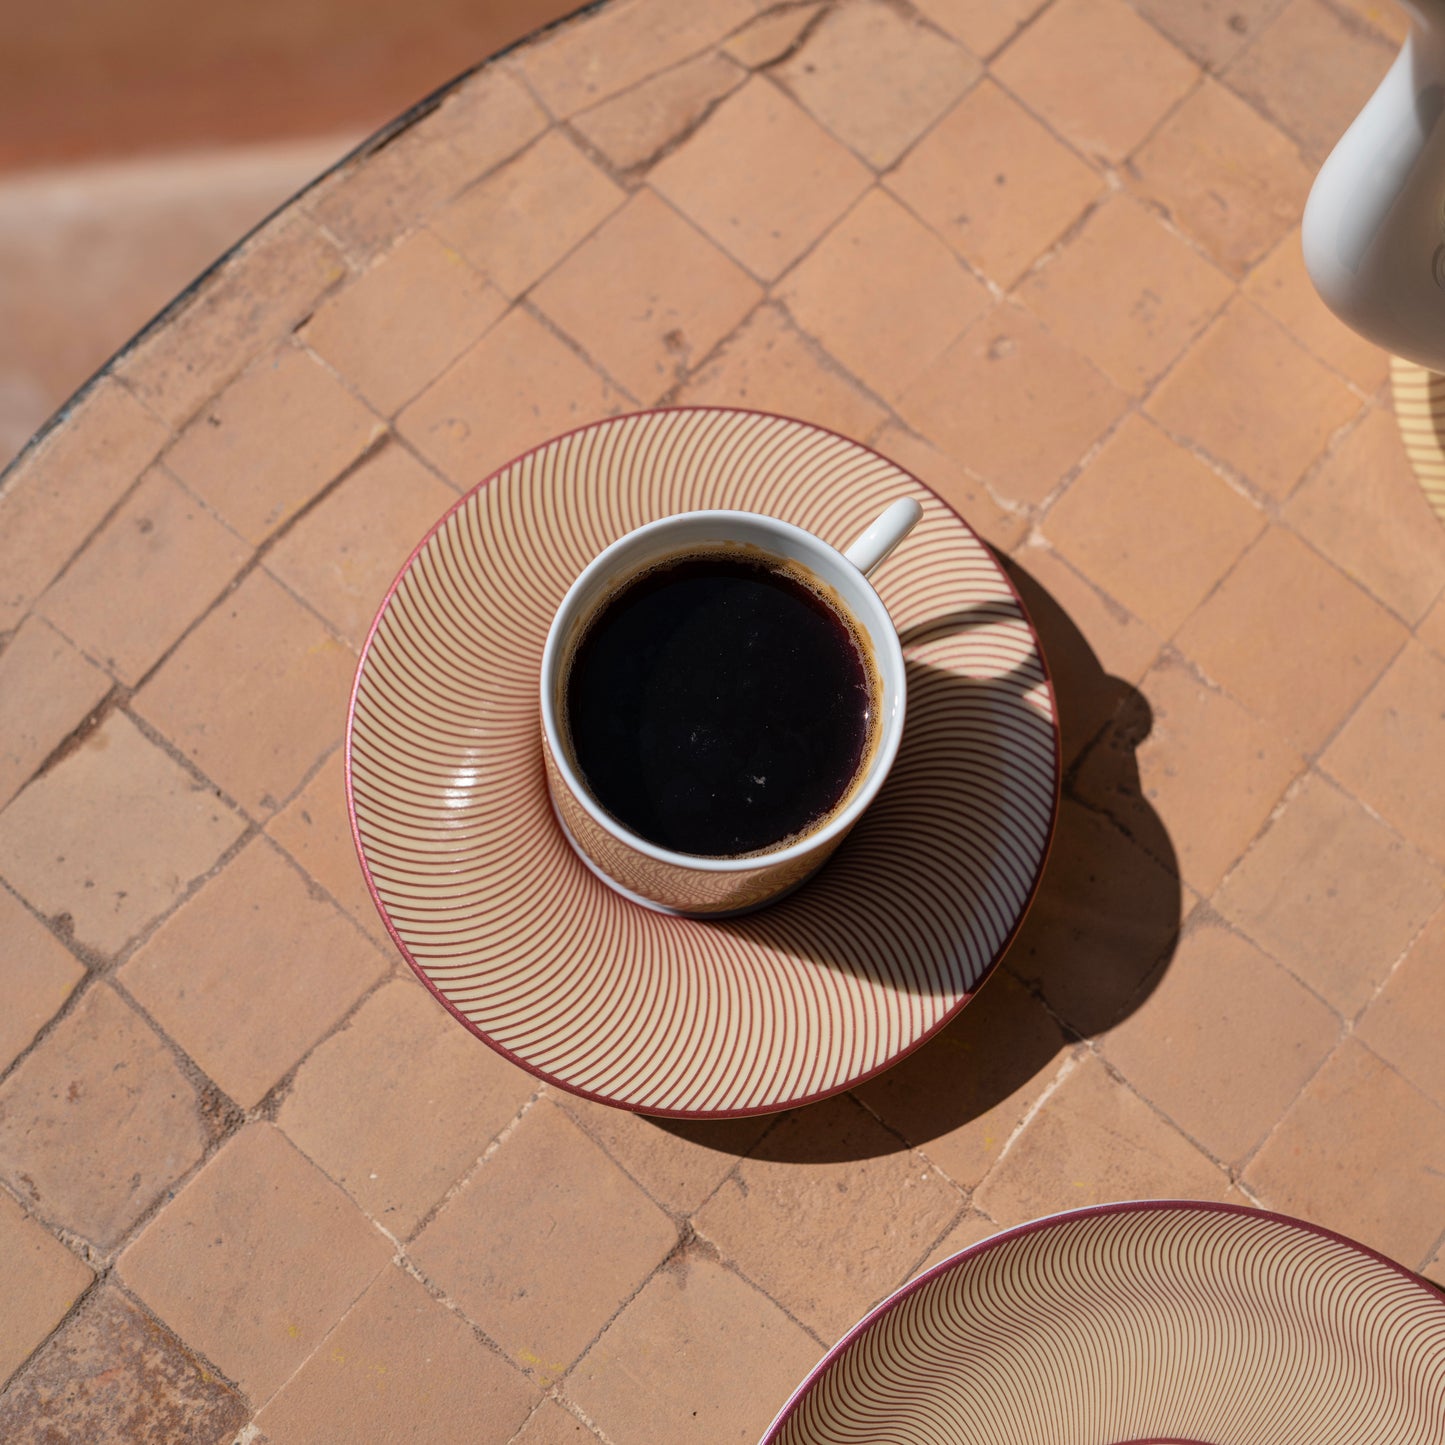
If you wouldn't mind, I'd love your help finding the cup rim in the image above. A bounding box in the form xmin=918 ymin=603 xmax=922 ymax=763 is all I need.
xmin=539 ymin=508 xmax=909 ymax=875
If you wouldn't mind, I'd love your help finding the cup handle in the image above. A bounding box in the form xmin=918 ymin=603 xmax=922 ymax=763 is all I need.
xmin=842 ymin=498 xmax=924 ymax=577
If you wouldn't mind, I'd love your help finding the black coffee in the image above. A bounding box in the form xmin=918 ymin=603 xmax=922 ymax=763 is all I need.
xmin=564 ymin=550 xmax=876 ymax=858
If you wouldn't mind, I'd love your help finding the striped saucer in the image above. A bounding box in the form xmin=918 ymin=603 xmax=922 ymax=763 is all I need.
xmin=346 ymin=407 xmax=1059 ymax=1117
xmin=761 ymin=1201 xmax=1445 ymax=1445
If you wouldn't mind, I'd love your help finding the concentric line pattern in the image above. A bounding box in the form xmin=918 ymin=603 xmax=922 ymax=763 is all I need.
xmin=764 ymin=1203 xmax=1445 ymax=1445
xmin=1391 ymin=355 xmax=1445 ymax=524
xmin=347 ymin=408 xmax=1058 ymax=1116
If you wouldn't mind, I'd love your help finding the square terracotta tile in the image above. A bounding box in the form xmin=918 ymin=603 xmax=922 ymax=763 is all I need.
xmin=1001 ymin=798 xmax=1183 ymax=1035
xmin=397 ymin=307 xmax=624 ymax=488
xmin=1101 ymin=919 xmax=1340 ymax=1165
xmin=869 ymin=423 xmax=1028 ymax=552
xmin=572 ymin=52 xmax=746 ymax=170
xmin=118 ymin=1123 xmax=392 ymax=1402
xmin=1132 ymin=0 xmax=1282 ymax=70
xmin=1072 ymin=651 xmax=1303 ymax=895
xmin=0 ymin=616 xmax=111 ymax=810
xmin=1244 ymin=228 xmax=1390 ymax=394
xmin=779 ymin=189 xmax=990 ymax=403
xmin=0 ymin=1286 xmax=248 ymax=1444
xmin=774 ymin=1 xmax=981 ymax=168
xmin=1244 ymin=1039 xmax=1445 ymax=1269
xmin=131 ymin=568 xmax=358 ymax=819
xmin=408 ymin=1099 xmax=677 ymax=1380
xmin=163 ymin=347 xmax=383 ymax=546
xmin=0 ymin=711 xmax=245 ymax=956
xmin=1225 ymin=0 xmax=1395 ymax=161
xmin=673 ymin=303 xmax=887 ymax=442
xmin=0 ymin=379 xmax=169 ymax=629
xmin=253 ymin=1265 xmax=535 ymax=1442
xmin=1214 ymin=772 xmax=1442 ymax=1017
xmin=1016 ymin=194 xmax=1233 ymax=395
xmin=1322 ymin=641 xmax=1445 ymax=868
xmin=264 ymin=442 xmax=456 ymax=650
xmin=973 ymin=1052 xmax=1232 ymax=1227
xmin=994 ymin=0 xmax=1198 ymax=163
xmin=37 ymin=469 xmax=251 ymax=686
xmin=910 ymin=0 xmax=1044 ymax=56
xmin=0 ymin=1189 xmax=93 ymax=1382
xmin=692 ymin=1094 xmax=964 ymax=1339
xmin=566 ymin=1247 xmax=822 ymax=1445
xmin=532 ymin=189 xmax=761 ymax=403
xmin=1174 ymin=527 xmax=1406 ymax=753
xmin=265 ymin=749 xmax=384 ymax=940
xmin=0 ymin=886 xmax=84 ymax=1073
xmin=118 ymin=838 xmax=390 ymax=1109
xmin=518 ymin=0 xmax=755 ymax=117
xmin=856 ymin=970 xmax=1071 ymax=1191
xmin=886 ymin=79 xmax=1102 ymax=288
xmin=114 ymin=214 xmax=349 ymax=427
xmin=1147 ymin=300 xmax=1361 ymax=500
xmin=299 ymin=231 xmax=508 ymax=416
xmin=430 ymin=132 xmax=625 ymax=300
xmin=278 ymin=977 xmax=537 ymax=1236
xmin=1129 ymin=78 xmax=1312 ymax=276
xmin=0 ymin=983 xmax=208 ymax=1248
xmin=552 ymin=1091 xmax=770 ymax=1215
xmin=1285 ymin=408 xmax=1445 ymax=624
xmin=897 ymin=302 xmax=1127 ymax=507
xmin=308 ymin=69 xmax=549 ymax=261
xmin=1356 ymin=908 xmax=1445 ymax=1109
xmin=1044 ymin=413 xmax=1263 ymax=635
xmin=649 ymin=75 xmax=872 ymax=281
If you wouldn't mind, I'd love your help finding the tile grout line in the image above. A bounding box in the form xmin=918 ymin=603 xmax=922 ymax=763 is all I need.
xmin=1210 ymin=0 xmax=1392 ymax=171
xmin=109 ymin=214 xmax=360 ymax=439
xmin=0 ymin=809 xmax=260 ymax=1095
xmin=398 ymin=1089 xmax=546 ymax=1249
xmin=976 ymin=1047 xmax=1081 ymax=1177
xmin=707 ymin=1249 xmax=834 ymax=1351
xmin=229 ymin=1247 xmax=396 ymax=1422
xmin=548 ymin=1226 xmax=716 ymax=1400
xmin=559 ymin=53 xmax=750 ymax=182
xmin=297 ymin=224 xmax=507 ymax=424
xmin=1079 ymin=638 xmax=1316 ymax=883
xmin=1081 ymin=1038 xmax=1258 ymax=1189
xmin=1346 ymin=896 xmax=1445 ymax=1031
xmin=16 ymin=465 xmax=161 ymax=607
xmin=1418 ymin=1218 xmax=1445 ymax=1276
xmin=516 ymin=296 xmax=643 ymax=410
xmin=758 ymin=8 xmax=983 ymax=178
xmin=1119 ymin=0 xmax=1292 ymax=77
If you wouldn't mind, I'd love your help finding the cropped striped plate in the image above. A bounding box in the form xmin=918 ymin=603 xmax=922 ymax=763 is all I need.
xmin=762 ymin=1201 xmax=1445 ymax=1445
xmin=346 ymin=408 xmax=1059 ymax=1117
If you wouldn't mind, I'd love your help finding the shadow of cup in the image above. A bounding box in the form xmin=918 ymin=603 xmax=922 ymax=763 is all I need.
xmin=652 ymin=547 xmax=1182 ymax=1163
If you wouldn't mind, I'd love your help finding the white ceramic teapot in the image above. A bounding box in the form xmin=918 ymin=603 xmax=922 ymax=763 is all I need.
xmin=1303 ymin=1 xmax=1445 ymax=370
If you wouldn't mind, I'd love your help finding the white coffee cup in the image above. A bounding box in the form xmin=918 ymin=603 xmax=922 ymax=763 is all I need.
xmin=539 ymin=501 xmax=922 ymax=916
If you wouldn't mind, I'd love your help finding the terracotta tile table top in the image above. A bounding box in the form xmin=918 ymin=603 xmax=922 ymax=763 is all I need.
xmin=2 ymin=1 xmax=1442 ymax=1438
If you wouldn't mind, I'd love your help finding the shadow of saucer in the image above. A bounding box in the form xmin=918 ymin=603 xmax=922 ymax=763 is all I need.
xmin=652 ymin=549 xmax=1182 ymax=1163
